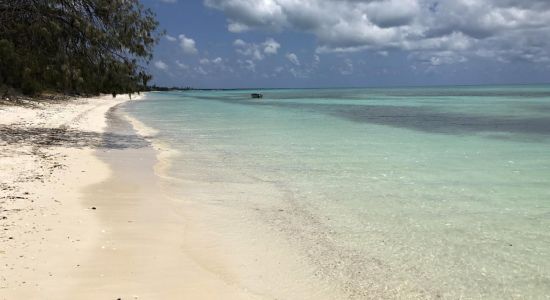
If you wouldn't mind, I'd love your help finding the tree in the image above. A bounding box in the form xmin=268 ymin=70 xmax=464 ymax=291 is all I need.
xmin=0 ymin=0 xmax=163 ymax=96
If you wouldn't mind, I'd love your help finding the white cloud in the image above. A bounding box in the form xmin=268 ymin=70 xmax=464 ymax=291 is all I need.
xmin=262 ymin=38 xmax=281 ymax=55
xmin=286 ymin=53 xmax=300 ymax=66
xmin=200 ymin=57 xmax=224 ymax=65
xmin=238 ymin=59 xmax=256 ymax=72
xmin=311 ymin=54 xmax=321 ymax=69
xmin=339 ymin=59 xmax=354 ymax=75
xmin=179 ymin=34 xmax=198 ymax=55
xmin=154 ymin=60 xmax=168 ymax=70
xmin=165 ymin=35 xmax=177 ymax=42
xmin=233 ymin=38 xmax=281 ymax=61
xmin=233 ymin=39 xmax=247 ymax=47
xmin=195 ymin=66 xmax=208 ymax=75
xmin=175 ymin=60 xmax=188 ymax=69
xmin=408 ymin=51 xmax=468 ymax=71
xmin=313 ymin=55 xmax=320 ymax=64
xmin=366 ymin=0 xmax=420 ymax=28
xmin=233 ymin=39 xmax=263 ymax=60
xmin=205 ymin=0 xmax=550 ymax=65
xmin=289 ymin=67 xmax=309 ymax=78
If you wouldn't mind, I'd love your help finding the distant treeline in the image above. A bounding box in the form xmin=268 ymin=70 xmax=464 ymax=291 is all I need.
xmin=146 ymin=86 xmax=270 ymax=92
xmin=0 ymin=0 xmax=163 ymax=96
xmin=145 ymin=85 xmax=194 ymax=92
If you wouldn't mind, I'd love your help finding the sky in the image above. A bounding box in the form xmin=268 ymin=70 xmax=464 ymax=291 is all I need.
xmin=142 ymin=0 xmax=550 ymax=88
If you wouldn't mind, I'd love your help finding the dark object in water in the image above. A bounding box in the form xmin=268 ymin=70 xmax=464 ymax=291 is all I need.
xmin=251 ymin=93 xmax=263 ymax=99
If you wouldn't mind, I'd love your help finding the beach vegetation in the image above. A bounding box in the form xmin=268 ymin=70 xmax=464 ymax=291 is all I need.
xmin=0 ymin=0 xmax=162 ymax=97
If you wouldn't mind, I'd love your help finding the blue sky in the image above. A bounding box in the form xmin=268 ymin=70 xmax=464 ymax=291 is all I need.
xmin=142 ymin=0 xmax=550 ymax=88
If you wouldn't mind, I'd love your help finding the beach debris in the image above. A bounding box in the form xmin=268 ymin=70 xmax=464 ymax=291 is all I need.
xmin=91 ymin=206 xmax=97 ymax=210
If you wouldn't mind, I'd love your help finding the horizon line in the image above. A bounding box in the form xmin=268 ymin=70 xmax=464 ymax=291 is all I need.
xmin=153 ymin=82 xmax=550 ymax=91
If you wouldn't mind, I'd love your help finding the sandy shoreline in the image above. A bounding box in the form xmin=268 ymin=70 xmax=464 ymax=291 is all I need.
xmin=1 ymin=94 xmax=343 ymax=300
xmin=0 ymin=95 xmax=257 ymax=299
xmin=0 ymin=95 xmax=133 ymax=298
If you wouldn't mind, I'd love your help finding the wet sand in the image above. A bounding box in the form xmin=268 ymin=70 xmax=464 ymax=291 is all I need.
xmin=66 ymin=108 xmax=257 ymax=299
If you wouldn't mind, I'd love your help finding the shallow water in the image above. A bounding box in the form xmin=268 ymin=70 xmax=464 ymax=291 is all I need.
xmin=122 ymin=86 xmax=550 ymax=298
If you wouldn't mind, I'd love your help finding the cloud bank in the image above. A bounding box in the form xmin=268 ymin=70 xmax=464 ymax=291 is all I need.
xmin=204 ymin=0 xmax=550 ymax=64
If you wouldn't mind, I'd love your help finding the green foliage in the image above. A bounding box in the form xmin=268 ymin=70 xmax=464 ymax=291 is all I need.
xmin=0 ymin=0 xmax=162 ymax=96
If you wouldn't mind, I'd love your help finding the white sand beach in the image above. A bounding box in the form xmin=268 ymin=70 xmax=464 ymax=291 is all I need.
xmin=0 ymin=95 xmax=259 ymax=299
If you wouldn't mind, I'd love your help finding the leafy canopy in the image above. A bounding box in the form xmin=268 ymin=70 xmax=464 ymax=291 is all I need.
xmin=0 ymin=0 xmax=162 ymax=96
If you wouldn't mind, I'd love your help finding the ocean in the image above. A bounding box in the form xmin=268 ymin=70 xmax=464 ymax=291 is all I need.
xmin=120 ymin=86 xmax=550 ymax=298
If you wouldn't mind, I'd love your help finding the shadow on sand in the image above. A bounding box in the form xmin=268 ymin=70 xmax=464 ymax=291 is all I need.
xmin=0 ymin=126 xmax=149 ymax=150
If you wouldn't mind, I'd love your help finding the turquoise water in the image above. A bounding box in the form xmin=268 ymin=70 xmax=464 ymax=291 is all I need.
xmin=123 ymin=86 xmax=550 ymax=298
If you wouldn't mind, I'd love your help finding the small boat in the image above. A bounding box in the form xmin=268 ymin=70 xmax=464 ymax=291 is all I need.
xmin=251 ymin=93 xmax=263 ymax=99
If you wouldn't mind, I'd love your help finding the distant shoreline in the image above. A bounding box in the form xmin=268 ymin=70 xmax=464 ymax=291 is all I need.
xmin=148 ymin=82 xmax=550 ymax=92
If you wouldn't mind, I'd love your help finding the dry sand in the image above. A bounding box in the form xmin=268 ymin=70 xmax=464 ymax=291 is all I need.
xmin=0 ymin=95 xmax=258 ymax=299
